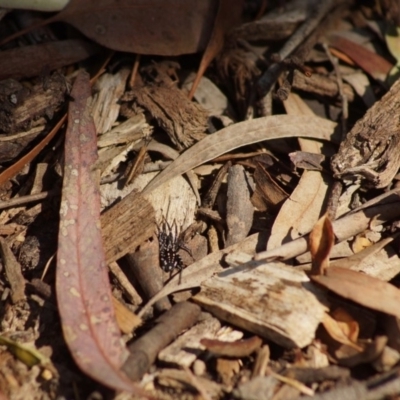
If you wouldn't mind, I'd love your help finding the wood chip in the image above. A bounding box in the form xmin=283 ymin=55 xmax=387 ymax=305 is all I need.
xmin=193 ymin=261 xmax=327 ymax=348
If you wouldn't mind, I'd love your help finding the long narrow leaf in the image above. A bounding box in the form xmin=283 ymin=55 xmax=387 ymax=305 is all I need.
xmin=56 ymin=71 xmax=141 ymax=394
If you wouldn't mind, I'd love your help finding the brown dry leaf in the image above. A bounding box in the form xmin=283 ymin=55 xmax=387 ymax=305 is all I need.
xmin=252 ymin=162 xmax=288 ymax=210
xmin=56 ymin=71 xmax=141 ymax=394
xmin=200 ymin=336 xmax=262 ymax=358
xmin=56 ymin=0 xmax=218 ymax=55
xmin=143 ymin=115 xmax=338 ymax=194
xmin=0 ymin=39 xmax=98 ymax=80
xmin=188 ymin=0 xmax=244 ymax=98
xmin=322 ymin=312 xmax=362 ymax=351
xmin=332 ymin=308 xmax=360 ymax=343
xmin=311 ymin=267 xmax=400 ymax=319
xmin=329 ymin=35 xmax=393 ymax=84
xmin=309 ymin=214 xmax=335 ymax=275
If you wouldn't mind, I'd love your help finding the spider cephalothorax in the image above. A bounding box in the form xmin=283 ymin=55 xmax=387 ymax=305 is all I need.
xmin=156 ymin=218 xmax=192 ymax=281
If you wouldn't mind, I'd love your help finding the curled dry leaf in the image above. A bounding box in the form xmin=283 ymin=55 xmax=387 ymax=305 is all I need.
xmin=56 ymin=71 xmax=142 ymax=394
xmin=143 ymin=115 xmax=338 ymax=194
xmin=309 ymin=214 xmax=335 ymax=275
xmin=322 ymin=312 xmax=362 ymax=351
xmin=200 ymin=336 xmax=263 ymax=358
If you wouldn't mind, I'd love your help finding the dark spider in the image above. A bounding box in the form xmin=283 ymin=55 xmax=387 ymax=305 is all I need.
xmin=156 ymin=218 xmax=192 ymax=283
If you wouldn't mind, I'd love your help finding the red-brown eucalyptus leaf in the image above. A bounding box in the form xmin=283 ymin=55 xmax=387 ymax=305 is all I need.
xmin=329 ymin=35 xmax=393 ymax=83
xmin=56 ymin=0 xmax=218 ymax=55
xmin=309 ymin=214 xmax=334 ymax=275
xmin=56 ymin=71 xmax=141 ymax=394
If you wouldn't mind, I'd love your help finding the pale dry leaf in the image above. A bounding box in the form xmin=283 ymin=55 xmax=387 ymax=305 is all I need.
xmin=143 ymin=115 xmax=338 ymax=194
xmin=268 ymin=93 xmax=331 ymax=249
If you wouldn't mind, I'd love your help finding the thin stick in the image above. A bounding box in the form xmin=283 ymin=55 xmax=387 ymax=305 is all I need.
xmin=0 ymin=190 xmax=57 ymax=210
xmin=257 ymin=0 xmax=336 ymax=97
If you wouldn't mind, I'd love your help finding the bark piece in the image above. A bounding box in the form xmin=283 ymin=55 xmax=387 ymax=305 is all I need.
xmin=0 ymin=73 xmax=67 ymax=134
xmin=193 ymin=261 xmax=327 ymax=348
xmin=122 ymin=301 xmax=201 ymax=381
xmin=331 ymin=78 xmax=400 ymax=188
xmin=124 ymin=240 xmax=171 ymax=313
xmin=101 ymin=190 xmax=155 ymax=264
xmin=124 ymin=63 xmax=208 ymax=150
xmin=91 ymin=68 xmax=130 ymax=134
xmin=0 ymin=237 xmax=25 ymax=303
xmin=158 ymin=316 xmax=221 ymax=367
xmin=226 ymin=165 xmax=254 ymax=247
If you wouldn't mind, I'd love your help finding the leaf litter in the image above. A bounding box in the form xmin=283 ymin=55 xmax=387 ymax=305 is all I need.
xmin=1 ymin=2 xmax=400 ymax=400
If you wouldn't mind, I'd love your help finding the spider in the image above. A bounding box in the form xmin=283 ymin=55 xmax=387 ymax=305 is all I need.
xmin=156 ymin=217 xmax=192 ymax=283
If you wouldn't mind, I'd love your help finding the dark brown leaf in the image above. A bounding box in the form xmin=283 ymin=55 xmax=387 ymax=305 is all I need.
xmin=0 ymin=40 xmax=98 ymax=80
xmin=57 ymin=0 xmax=218 ymax=55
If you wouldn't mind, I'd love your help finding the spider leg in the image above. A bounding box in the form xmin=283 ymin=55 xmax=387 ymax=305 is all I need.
xmin=178 ymin=241 xmax=193 ymax=257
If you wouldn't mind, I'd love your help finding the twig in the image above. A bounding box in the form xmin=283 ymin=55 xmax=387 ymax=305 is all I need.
xmin=122 ymin=301 xmax=201 ymax=381
xmin=257 ymin=0 xmax=336 ymax=97
xmin=108 ymin=261 xmax=142 ymax=306
xmin=0 ymin=190 xmax=57 ymax=210
xmin=322 ymin=42 xmax=348 ymax=139
xmin=325 ymin=180 xmax=343 ymax=220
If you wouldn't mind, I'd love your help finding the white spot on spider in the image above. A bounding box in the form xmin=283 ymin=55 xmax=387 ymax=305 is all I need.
xmin=74 ymin=119 xmax=80 ymax=124
xmin=71 ymin=169 xmax=78 ymax=176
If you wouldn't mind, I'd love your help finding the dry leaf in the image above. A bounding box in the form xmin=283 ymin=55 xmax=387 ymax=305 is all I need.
xmin=309 ymin=214 xmax=334 ymax=275
xmin=56 ymin=0 xmax=218 ymax=55
xmin=56 ymin=71 xmax=141 ymax=394
xmin=143 ymin=115 xmax=338 ymax=194
xmin=0 ymin=39 xmax=98 ymax=80
xmin=188 ymin=0 xmax=243 ymax=98
xmin=200 ymin=336 xmax=262 ymax=358
xmin=329 ymin=35 xmax=393 ymax=84
xmin=268 ymin=92 xmax=331 ymax=250
xmin=252 ymin=162 xmax=288 ymax=210
xmin=312 ymin=267 xmax=400 ymax=319
xmin=322 ymin=312 xmax=362 ymax=350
